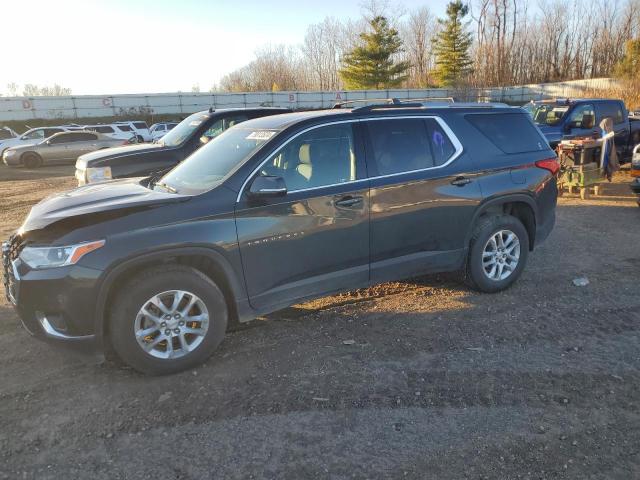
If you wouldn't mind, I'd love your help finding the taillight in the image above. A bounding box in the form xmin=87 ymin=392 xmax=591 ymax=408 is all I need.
xmin=535 ymin=158 xmax=560 ymax=176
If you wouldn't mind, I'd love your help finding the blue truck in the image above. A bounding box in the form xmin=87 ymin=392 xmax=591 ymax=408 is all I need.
xmin=525 ymin=98 xmax=640 ymax=161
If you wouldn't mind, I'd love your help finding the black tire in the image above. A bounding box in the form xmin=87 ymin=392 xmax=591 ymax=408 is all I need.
xmin=464 ymin=214 xmax=530 ymax=293
xmin=22 ymin=152 xmax=42 ymax=168
xmin=136 ymin=135 xmax=143 ymax=143
xmin=109 ymin=265 xmax=228 ymax=375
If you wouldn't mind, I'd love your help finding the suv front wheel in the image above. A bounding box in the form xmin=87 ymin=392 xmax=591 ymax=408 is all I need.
xmin=465 ymin=214 xmax=529 ymax=293
xmin=109 ymin=265 xmax=228 ymax=375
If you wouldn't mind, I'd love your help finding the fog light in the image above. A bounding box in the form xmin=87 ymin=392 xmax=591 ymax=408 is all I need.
xmin=36 ymin=311 xmax=68 ymax=334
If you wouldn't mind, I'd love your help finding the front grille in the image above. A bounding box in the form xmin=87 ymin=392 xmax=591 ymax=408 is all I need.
xmin=2 ymin=234 xmax=23 ymax=305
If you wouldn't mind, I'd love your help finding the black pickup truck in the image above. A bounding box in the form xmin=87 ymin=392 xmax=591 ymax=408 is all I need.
xmin=75 ymin=107 xmax=289 ymax=185
xmin=525 ymin=98 xmax=640 ymax=160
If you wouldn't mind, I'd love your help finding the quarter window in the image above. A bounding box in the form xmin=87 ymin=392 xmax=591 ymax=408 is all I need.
xmin=259 ymin=123 xmax=357 ymax=191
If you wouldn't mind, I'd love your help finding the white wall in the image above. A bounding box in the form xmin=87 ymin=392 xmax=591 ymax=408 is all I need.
xmin=0 ymin=78 xmax=621 ymax=122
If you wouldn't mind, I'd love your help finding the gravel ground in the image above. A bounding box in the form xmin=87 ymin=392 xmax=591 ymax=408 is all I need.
xmin=0 ymin=167 xmax=639 ymax=479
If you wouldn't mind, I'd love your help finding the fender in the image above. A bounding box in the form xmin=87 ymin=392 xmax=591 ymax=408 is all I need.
xmin=92 ymin=246 xmax=247 ymax=343
xmin=464 ymin=193 xmax=539 ymax=248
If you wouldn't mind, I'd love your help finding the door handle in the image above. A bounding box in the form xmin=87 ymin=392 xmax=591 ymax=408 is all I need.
xmin=334 ymin=195 xmax=363 ymax=207
xmin=451 ymin=176 xmax=471 ymax=186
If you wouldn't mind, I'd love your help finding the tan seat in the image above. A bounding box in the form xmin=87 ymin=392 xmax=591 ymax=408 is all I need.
xmin=297 ymin=144 xmax=312 ymax=181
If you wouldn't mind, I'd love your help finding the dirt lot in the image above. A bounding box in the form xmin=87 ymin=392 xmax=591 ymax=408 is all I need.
xmin=0 ymin=165 xmax=639 ymax=479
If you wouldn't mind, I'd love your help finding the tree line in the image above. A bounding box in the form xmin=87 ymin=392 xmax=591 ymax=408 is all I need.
xmin=217 ymin=0 xmax=640 ymax=92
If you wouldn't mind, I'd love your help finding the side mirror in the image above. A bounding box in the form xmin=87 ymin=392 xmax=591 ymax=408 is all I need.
xmin=563 ymin=123 xmax=572 ymax=134
xmin=249 ymin=175 xmax=287 ymax=197
xmin=580 ymin=114 xmax=594 ymax=129
xmin=45 ymin=140 xmax=51 ymax=145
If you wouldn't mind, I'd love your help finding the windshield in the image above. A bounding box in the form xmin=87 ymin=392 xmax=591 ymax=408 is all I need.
xmin=527 ymin=103 xmax=569 ymax=126
xmin=156 ymin=127 xmax=277 ymax=195
xmin=160 ymin=113 xmax=209 ymax=147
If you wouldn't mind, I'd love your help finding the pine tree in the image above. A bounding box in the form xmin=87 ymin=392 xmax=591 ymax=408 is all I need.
xmin=433 ymin=1 xmax=473 ymax=87
xmin=339 ymin=16 xmax=410 ymax=90
xmin=614 ymin=39 xmax=640 ymax=80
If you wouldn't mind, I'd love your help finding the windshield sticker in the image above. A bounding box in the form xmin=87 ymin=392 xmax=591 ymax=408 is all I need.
xmin=246 ymin=131 xmax=275 ymax=140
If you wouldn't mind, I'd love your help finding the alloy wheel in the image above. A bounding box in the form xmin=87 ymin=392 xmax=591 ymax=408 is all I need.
xmin=134 ymin=290 xmax=210 ymax=359
xmin=482 ymin=229 xmax=520 ymax=281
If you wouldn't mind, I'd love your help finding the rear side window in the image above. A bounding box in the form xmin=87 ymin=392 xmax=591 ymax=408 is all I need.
xmin=0 ymin=130 xmax=13 ymax=140
xmin=43 ymin=128 xmax=63 ymax=137
xmin=92 ymin=126 xmax=114 ymax=133
xmin=117 ymin=125 xmax=133 ymax=131
xmin=365 ymin=118 xmax=455 ymax=175
xmin=66 ymin=132 xmax=97 ymax=142
xmin=467 ymin=113 xmax=546 ymax=154
xmin=133 ymin=122 xmax=148 ymax=129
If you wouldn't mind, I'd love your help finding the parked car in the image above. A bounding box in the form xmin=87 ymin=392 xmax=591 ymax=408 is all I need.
xmin=2 ymin=131 xmax=130 ymax=168
xmin=0 ymin=125 xmax=82 ymax=159
xmin=83 ymin=124 xmax=137 ymax=142
xmin=3 ymin=101 xmax=558 ymax=374
xmin=114 ymin=121 xmax=152 ymax=143
xmin=630 ymin=144 xmax=640 ymax=206
xmin=75 ymin=108 xmax=289 ymax=185
xmin=149 ymin=122 xmax=178 ymax=141
xmin=0 ymin=126 xmax=18 ymax=140
xmin=525 ymin=98 xmax=640 ymax=160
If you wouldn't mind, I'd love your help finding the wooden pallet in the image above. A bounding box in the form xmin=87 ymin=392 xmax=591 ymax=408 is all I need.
xmin=560 ymin=183 xmax=602 ymax=199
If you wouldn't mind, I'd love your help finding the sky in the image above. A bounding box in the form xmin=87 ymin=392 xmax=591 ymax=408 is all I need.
xmin=0 ymin=0 xmax=451 ymax=96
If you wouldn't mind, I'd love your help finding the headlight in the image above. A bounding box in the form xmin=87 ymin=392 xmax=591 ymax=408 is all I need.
xmin=86 ymin=166 xmax=112 ymax=183
xmin=19 ymin=240 xmax=105 ymax=269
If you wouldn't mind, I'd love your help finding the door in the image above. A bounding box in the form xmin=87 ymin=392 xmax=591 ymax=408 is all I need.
xmin=64 ymin=133 xmax=100 ymax=161
xmin=235 ymin=122 xmax=369 ymax=310
xmin=565 ymin=104 xmax=597 ymax=138
xmin=596 ymin=102 xmax=630 ymax=152
xmin=43 ymin=134 xmax=72 ymax=162
xmin=362 ymin=117 xmax=482 ymax=283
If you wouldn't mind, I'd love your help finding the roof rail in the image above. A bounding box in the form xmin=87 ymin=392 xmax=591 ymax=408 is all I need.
xmin=335 ymin=97 xmax=456 ymax=113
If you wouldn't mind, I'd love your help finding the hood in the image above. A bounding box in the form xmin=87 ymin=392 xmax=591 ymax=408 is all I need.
xmin=20 ymin=177 xmax=189 ymax=233
xmin=0 ymin=138 xmax=38 ymax=150
xmin=76 ymin=142 xmax=165 ymax=168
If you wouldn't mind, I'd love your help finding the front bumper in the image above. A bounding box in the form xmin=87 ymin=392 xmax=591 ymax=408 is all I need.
xmin=3 ymin=239 xmax=102 ymax=347
xmin=2 ymin=153 xmax=20 ymax=166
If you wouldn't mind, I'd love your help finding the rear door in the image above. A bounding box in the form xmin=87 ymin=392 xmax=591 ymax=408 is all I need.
xmin=235 ymin=122 xmax=370 ymax=310
xmin=362 ymin=116 xmax=482 ymax=282
xmin=64 ymin=132 xmax=99 ymax=160
xmin=596 ymin=101 xmax=630 ymax=152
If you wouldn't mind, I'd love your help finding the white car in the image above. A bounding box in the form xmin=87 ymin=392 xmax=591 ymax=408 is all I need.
xmin=0 ymin=125 xmax=81 ymax=158
xmin=149 ymin=122 xmax=178 ymax=141
xmin=114 ymin=121 xmax=152 ymax=142
xmin=84 ymin=124 xmax=137 ymax=142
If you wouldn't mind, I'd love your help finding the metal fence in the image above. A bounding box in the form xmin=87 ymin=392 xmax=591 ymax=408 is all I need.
xmin=0 ymin=78 xmax=622 ymax=122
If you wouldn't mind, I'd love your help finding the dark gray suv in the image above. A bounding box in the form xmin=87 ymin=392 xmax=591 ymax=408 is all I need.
xmin=3 ymin=101 xmax=558 ymax=374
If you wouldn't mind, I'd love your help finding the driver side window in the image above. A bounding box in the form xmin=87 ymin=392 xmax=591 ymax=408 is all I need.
xmin=259 ymin=123 xmax=357 ymax=192
xmin=23 ymin=130 xmax=45 ymax=140
xmin=568 ymin=104 xmax=595 ymax=129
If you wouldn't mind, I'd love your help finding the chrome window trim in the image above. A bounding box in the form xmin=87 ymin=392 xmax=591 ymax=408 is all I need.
xmin=236 ymin=115 xmax=464 ymax=202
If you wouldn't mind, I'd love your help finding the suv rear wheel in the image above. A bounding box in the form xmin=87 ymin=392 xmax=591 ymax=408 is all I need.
xmin=465 ymin=214 xmax=529 ymax=293
xmin=109 ymin=265 xmax=228 ymax=375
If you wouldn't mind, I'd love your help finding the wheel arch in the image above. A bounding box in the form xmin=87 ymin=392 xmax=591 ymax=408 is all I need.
xmin=20 ymin=150 xmax=43 ymax=165
xmin=467 ymin=194 xmax=538 ymax=251
xmin=94 ymin=247 xmax=246 ymax=343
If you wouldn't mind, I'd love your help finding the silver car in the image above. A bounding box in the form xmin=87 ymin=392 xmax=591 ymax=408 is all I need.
xmin=2 ymin=131 xmax=129 ymax=168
